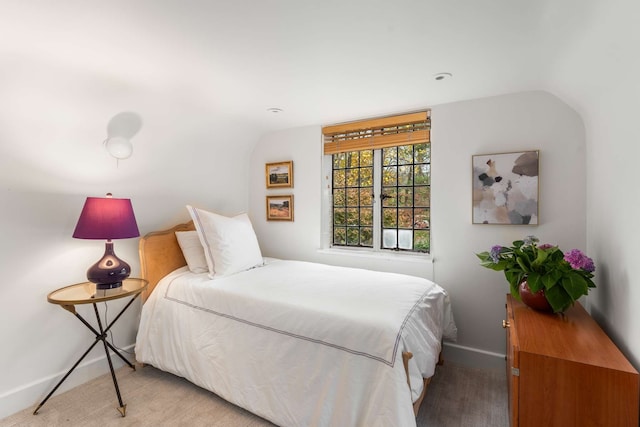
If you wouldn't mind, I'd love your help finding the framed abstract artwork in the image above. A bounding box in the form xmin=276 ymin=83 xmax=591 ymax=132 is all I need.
xmin=265 ymin=161 xmax=293 ymax=188
xmin=472 ymin=150 xmax=539 ymax=225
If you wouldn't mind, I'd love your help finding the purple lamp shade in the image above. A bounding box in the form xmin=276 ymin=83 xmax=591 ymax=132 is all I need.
xmin=73 ymin=195 xmax=140 ymax=289
xmin=73 ymin=197 xmax=139 ymax=240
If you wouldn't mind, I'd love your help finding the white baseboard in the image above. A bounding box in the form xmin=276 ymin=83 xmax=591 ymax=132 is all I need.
xmin=0 ymin=344 xmax=135 ymax=421
xmin=442 ymin=342 xmax=506 ymax=372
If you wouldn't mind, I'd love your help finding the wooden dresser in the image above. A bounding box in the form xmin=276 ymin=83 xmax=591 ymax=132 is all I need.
xmin=505 ymin=295 xmax=639 ymax=427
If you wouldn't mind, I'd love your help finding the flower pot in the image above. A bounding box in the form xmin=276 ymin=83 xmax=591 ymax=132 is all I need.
xmin=519 ymin=280 xmax=553 ymax=312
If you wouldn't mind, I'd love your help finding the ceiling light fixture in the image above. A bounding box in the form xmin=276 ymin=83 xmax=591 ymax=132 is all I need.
xmin=104 ymin=112 xmax=143 ymax=165
xmin=267 ymin=107 xmax=283 ymax=114
xmin=104 ymin=136 xmax=133 ymax=160
xmin=434 ymin=72 xmax=453 ymax=81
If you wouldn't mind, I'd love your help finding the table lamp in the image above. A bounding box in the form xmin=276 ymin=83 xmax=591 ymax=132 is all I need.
xmin=73 ymin=193 xmax=140 ymax=289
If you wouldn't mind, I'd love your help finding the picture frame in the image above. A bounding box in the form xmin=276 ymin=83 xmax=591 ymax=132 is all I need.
xmin=266 ymin=195 xmax=294 ymax=221
xmin=472 ymin=150 xmax=539 ymax=225
xmin=265 ymin=161 xmax=293 ymax=188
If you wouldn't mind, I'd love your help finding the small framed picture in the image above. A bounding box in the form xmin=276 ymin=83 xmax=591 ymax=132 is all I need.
xmin=266 ymin=195 xmax=294 ymax=221
xmin=265 ymin=161 xmax=293 ymax=188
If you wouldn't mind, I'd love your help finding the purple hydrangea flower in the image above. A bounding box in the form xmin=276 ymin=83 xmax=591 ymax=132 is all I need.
xmin=490 ymin=245 xmax=502 ymax=263
xmin=523 ymin=235 xmax=539 ymax=246
xmin=564 ymin=249 xmax=595 ymax=273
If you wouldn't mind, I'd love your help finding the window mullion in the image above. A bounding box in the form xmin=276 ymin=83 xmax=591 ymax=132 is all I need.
xmin=372 ymin=149 xmax=382 ymax=251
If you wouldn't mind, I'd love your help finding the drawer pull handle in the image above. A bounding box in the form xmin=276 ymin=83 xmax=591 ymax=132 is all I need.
xmin=502 ymin=320 xmax=510 ymax=328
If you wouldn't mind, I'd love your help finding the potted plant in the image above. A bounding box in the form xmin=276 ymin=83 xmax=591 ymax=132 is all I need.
xmin=476 ymin=235 xmax=596 ymax=313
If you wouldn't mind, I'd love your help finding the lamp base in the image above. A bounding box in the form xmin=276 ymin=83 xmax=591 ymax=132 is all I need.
xmin=87 ymin=241 xmax=131 ymax=289
xmin=96 ymin=282 xmax=124 ymax=290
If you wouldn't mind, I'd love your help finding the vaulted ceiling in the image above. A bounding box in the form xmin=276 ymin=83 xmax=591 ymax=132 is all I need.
xmin=1 ymin=0 xmax=600 ymax=133
xmin=3 ymin=0 xmax=637 ymax=200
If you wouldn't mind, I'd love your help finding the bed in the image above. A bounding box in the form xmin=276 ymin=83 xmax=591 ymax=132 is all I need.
xmin=135 ymin=209 xmax=456 ymax=427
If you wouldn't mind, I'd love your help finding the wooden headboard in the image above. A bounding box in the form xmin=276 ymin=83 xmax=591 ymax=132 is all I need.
xmin=138 ymin=221 xmax=195 ymax=301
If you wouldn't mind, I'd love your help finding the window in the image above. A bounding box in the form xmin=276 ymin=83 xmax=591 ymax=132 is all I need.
xmin=323 ymin=111 xmax=431 ymax=254
xmin=332 ymin=149 xmax=374 ymax=247
xmin=381 ymin=143 xmax=431 ymax=252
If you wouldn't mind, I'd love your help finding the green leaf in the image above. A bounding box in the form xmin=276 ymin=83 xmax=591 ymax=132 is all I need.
xmin=505 ymin=270 xmax=524 ymax=289
xmin=545 ymin=285 xmax=573 ymax=313
xmin=561 ymin=273 xmax=589 ymax=300
xmin=509 ymin=280 xmax=521 ymax=300
xmin=479 ymin=260 xmax=508 ymax=271
xmin=541 ymin=270 xmax=563 ymax=290
xmin=526 ymin=272 xmax=543 ymax=293
xmin=516 ymin=257 xmax=531 ymax=273
xmin=531 ymin=249 xmax=548 ymax=268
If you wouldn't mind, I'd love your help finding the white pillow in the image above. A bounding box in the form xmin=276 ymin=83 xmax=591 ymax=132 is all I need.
xmin=186 ymin=206 xmax=263 ymax=278
xmin=175 ymin=231 xmax=208 ymax=274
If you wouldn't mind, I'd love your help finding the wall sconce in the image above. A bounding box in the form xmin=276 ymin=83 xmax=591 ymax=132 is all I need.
xmin=104 ymin=136 xmax=133 ymax=160
xmin=104 ymin=112 xmax=142 ymax=163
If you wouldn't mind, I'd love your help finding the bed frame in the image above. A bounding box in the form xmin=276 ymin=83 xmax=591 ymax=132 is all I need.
xmin=138 ymin=221 xmax=435 ymax=416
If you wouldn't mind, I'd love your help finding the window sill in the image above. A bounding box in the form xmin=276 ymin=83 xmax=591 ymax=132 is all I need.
xmin=316 ymin=247 xmax=433 ymax=264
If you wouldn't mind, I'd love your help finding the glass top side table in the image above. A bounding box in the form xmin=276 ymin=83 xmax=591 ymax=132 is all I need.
xmin=33 ymin=278 xmax=148 ymax=417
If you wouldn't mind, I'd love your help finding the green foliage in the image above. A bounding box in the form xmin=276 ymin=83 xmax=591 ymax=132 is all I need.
xmin=414 ymin=165 xmax=430 ymax=185
xmin=383 ymin=147 xmax=397 ymax=166
xmin=414 ymin=187 xmax=429 ymax=206
xmin=360 ymin=208 xmax=373 ymax=226
xmin=398 ymin=165 xmax=413 ymax=185
xmin=398 ymin=145 xmax=413 ymax=164
xmin=382 ymin=208 xmax=396 ymax=227
xmin=346 ymin=208 xmax=359 ymax=226
xmin=476 ymin=236 xmax=596 ymax=313
xmin=360 ymin=227 xmax=373 ymax=246
xmin=332 ymin=143 xmax=430 ymax=253
xmin=414 ymin=230 xmax=430 ymax=252
xmin=398 ymin=208 xmax=413 ymax=228
xmin=382 ymin=166 xmax=397 ymax=186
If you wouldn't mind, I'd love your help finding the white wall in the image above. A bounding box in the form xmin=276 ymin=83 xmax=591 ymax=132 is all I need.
xmin=0 ymin=64 xmax=260 ymax=417
xmin=249 ymin=91 xmax=587 ymax=366
xmin=432 ymin=91 xmax=586 ymax=360
xmin=543 ymin=0 xmax=640 ymax=368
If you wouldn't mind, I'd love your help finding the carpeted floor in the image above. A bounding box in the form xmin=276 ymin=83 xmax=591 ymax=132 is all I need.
xmin=1 ymin=362 xmax=507 ymax=426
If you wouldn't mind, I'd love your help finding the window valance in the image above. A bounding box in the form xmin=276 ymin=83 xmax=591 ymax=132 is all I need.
xmin=322 ymin=111 xmax=430 ymax=155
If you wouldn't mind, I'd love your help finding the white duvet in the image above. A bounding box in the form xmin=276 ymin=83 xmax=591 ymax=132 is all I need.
xmin=135 ymin=259 xmax=456 ymax=427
